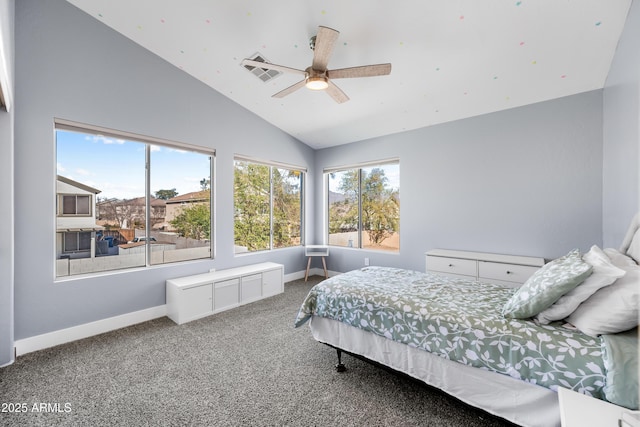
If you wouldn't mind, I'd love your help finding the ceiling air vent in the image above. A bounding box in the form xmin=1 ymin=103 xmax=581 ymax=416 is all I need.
xmin=242 ymin=53 xmax=282 ymax=82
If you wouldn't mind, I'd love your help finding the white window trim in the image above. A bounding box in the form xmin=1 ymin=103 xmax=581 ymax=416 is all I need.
xmin=323 ymin=157 xmax=399 ymax=174
xmin=55 ymin=119 xmax=216 ymax=277
xmin=233 ymin=155 xmax=306 ymax=253
xmin=325 ymin=159 xmax=400 ymax=251
xmin=234 ymin=154 xmax=307 ymax=173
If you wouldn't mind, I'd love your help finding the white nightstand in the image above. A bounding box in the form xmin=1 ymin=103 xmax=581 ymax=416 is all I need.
xmin=558 ymin=387 xmax=639 ymax=427
xmin=305 ymin=245 xmax=329 ymax=281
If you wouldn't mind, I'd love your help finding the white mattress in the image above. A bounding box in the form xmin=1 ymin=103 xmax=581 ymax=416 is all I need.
xmin=310 ymin=316 xmax=561 ymax=427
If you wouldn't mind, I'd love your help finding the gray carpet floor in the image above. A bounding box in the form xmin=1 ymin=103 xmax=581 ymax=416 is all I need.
xmin=0 ymin=276 xmax=515 ymax=427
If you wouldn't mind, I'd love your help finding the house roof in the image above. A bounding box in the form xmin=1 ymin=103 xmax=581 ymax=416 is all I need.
xmin=123 ymin=196 xmax=167 ymax=207
xmin=96 ymin=196 xmax=166 ymax=206
xmin=166 ymin=190 xmax=211 ymax=204
xmin=57 ymin=175 xmax=101 ymax=194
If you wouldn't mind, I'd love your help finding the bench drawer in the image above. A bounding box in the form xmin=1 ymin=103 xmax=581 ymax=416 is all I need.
xmin=426 ymin=256 xmax=476 ymax=277
xmin=478 ymin=261 xmax=540 ymax=285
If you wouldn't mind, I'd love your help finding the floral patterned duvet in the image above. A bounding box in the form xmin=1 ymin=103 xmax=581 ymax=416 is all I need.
xmin=294 ymin=266 xmax=609 ymax=399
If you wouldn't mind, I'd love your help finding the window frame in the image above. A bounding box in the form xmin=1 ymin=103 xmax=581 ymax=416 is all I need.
xmin=325 ymin=159 xmax=400 ymax=252
xmin=62 ymin=231 xmax=92 ymax=253
xmin=54 ymin=118 xmax=216 ymax=278
xmin=59 ymin=194 xmax=92 ymax=216
xmin=233 ymin=155 xmax=306 ymax=254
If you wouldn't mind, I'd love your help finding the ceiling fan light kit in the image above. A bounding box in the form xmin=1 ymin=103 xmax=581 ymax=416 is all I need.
xmin=241 ymin=25 xmax=391 ymax=103
xmin=306 ymin=76 xmax=329 ymax=91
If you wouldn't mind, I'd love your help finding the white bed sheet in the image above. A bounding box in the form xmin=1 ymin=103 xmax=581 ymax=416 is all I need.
xmin=310 ymin=316 xmax=561 ymax=427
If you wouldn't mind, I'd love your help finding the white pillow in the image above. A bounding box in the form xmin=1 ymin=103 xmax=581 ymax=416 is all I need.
xmin=604 ymin=248 xmax=638 ymax=267
xmin=567 ymin=263 xmax=640 ymax=336
xmin=627 ymin=229 xmax=640 ymax=264
xmin=535 ymin=246 xmax=625 ymax=324
xmin=620 ymin=212 xmax=640 ymax=253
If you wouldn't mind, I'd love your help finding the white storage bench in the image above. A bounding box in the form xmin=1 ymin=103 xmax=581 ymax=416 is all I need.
xmin=166 ymin=262 xmax=284 ymax=325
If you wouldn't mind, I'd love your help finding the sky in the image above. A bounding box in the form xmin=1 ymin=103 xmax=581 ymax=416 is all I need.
xmin=56 ymin=130 xmax=211 ymax=200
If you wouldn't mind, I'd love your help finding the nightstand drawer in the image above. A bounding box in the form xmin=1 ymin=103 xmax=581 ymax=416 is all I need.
xmin=478 ymin=261 xmax=540 ymax=285
xmin=426 ymin=256 xmax=476 ymax=277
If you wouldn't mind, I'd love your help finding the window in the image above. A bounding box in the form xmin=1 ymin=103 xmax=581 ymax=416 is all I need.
xmin=61 ymin=195 xmax=91 ymax=215
xmin=63 ymin=231 xmax=91 ymax=252
xmin=327 ymin=161 xmax=399 ymax=251
xmin=234 ymin=157 xmax=304 ymax=253
xmin=55 ymin=119 xmax=214 ymax=278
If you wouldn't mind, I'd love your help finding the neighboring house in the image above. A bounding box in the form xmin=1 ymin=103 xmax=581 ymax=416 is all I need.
xmin=56 ymin=175 xmax=104 ymax=260
xmin=96 ymin=196 xmax=166 ymax=230
xmin=164 ymin=190 xmax=210 ymax=230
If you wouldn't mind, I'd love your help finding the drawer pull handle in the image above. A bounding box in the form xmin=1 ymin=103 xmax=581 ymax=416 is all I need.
xmin=448 ymin=264 xmax=453 ymax=267
xmin=506 ymin=271 xmax=512 ymax=275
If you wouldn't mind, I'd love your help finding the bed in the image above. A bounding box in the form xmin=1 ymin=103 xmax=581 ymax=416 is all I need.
xmin=294 ymin=216 xmax=640 ymax=427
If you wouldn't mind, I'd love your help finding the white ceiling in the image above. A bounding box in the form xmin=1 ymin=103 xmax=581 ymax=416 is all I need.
xmin=66 ymin=0 xmax=632 ymax=150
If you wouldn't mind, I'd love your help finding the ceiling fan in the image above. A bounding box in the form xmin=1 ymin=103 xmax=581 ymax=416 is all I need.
xmin=241 ymin=26 xmax=392 ymax=104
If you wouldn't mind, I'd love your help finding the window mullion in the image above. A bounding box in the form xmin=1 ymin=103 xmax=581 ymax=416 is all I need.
xmin=300 ymin=173 xmax=305 ymax=246
xmin=210 ymin=155 xmax=215 ymax=259
xmin=269 ymin=167 xmax=274 ymax=250
xmin=358 ymin=169 xmax=363 ymax=248
xmin=145 ymin=144 xmax=151 ymax=266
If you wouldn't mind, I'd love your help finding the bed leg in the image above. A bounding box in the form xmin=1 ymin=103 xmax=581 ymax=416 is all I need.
xmin=335 ymin=349 xmax=347 ymax=372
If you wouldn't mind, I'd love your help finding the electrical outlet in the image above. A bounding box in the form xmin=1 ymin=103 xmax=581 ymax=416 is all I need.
xmin=209 ymin=268 xmax=216 ymax=273
xmin=364 ymin=257 xmax=370 ymax=266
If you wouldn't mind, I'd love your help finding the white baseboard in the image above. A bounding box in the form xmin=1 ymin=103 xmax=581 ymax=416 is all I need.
xmin=14 ymin=305 xmax=167 ymax=357
xmin=15 ymin=269 xmax=341 ymax=357
xmin=284 ymin=268 xmax=340 ymax=283
xmin=284 ymin=270 xmax=306 ymax=282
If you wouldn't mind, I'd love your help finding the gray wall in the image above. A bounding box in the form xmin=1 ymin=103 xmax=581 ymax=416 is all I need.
xmin=13 ymin=0 xmax=314 ymax=340
xmin=603 ymin=0 xmax=640 ymax=248
xmin=0 ymin=0 xmax=14 ymax=367
xmin=315 ymin=91 xmax=604 ymax=273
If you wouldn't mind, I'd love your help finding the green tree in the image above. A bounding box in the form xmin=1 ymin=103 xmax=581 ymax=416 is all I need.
xmin=170 ymin=202 xmax=210 ymax=240
xmin=328 ymin=170 xmax=359 ymax=236
xmin=361 ymin=168 xmax=399 ymax=245
xmin=234 ymin=162 xmax=270 ymax=251
xmin=272 ymin=168 xmax=301 ymax=248
xmin=154 ymin=188 xmax=178 ymax=200
xmin=200 ymin=177 xmax=211 ymax=191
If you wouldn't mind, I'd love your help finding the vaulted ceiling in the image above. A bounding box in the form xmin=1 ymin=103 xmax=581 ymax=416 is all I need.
xmin=66 ymin=0 xmax=632 ymax=149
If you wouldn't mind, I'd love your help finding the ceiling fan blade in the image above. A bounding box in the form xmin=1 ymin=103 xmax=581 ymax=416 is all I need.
xmin=312 ymin=26 xmax=340 ymax=71
xmin=326 ymin=80 xmax=349 ymax=104
xmin=327 ymin=63 xmax=392 ymax=79
xmin=272 ymin=79 xmax=307 ymax=98
xmin=241 ymin=59 xmax=306 ymax=76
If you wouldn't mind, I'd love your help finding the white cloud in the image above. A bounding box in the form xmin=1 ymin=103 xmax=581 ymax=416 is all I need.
xmin=75 ymin=168 xmax=91 ymax=176
xmin=166 ymin=147 xmax=187 ymax=154
xmin=88 ymin=134 xmax=126 ymax=145
xmin=57 ymin=162 xmax=66 ymax=173
xmin=99 ymin=181 xmax=145 ymax=200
